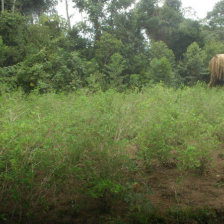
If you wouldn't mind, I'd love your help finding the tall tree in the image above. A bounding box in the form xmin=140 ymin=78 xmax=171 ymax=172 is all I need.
xmin=136 ymin=0 xmax=158 ymax=32
xmin=1 ymin=0 xmax=4 ymax=13
xmin=170 ymin=19 xmax=203 ymax=58
xmin=65 ymin=0 xmax=71 ymax=30
xmin=14 ymin=0 xmax=58 ymax=16
xmin=207 ymin=0 xmax=224 ymax=27
xmin=72 ymin=0 xmax=104 ymax=41
xmin=12 ymin=0 xmax=17 ymax=13
xmin=179 ymin=42 xmax=207 ymax=85
xmin=139 ymin=0 xmax=183 ymax=44
xmin=0 ymin=12 xmax=27 ymax=66
xmin=165 ymin=0 xmax=181 ymax=11
xmin=1 ymin=0 xmax=58 ymax=16
xmin=72 ymin=0 xmax=134 ymax=41
xmin=203 ymin=0 xmax=224 ymax=42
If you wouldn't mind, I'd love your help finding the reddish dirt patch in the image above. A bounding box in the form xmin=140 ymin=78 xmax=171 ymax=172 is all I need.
xmin=138 ymin=149 xmax=224 ymax=211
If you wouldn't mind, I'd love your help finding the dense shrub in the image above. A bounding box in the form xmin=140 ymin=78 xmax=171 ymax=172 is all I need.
xmin=0 ymin=84 xmax=224 ymax=222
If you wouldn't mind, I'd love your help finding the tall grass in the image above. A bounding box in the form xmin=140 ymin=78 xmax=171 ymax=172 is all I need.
xmin=0 ymin=84 xmax=224 ymax=222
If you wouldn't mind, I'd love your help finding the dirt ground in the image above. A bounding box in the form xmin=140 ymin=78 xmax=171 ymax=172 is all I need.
xmin=3 ymin=147 xmax=224 ymax=224
xmin=142 ymin=149 xmax=224 ymax=211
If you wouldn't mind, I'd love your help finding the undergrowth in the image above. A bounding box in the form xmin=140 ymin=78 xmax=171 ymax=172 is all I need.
xmin=0 ymin=83 xmax=224 ymax=223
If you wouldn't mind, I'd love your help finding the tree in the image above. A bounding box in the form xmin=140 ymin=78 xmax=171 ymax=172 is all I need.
xmin=65 ymin=0 xmax=71 ymax=30
xmin=149 ymin=41 xmax=176 ymax=68
xmin=165 ymin=0 xmax=181 ymax=11
xmin=203 ymin=40 xmax=224 ymax=64
xmin=72 ymin=0 xmax=104 ymax=41
xmin=0 ymin=12 xmax=27 ymax=66
xmin=95 ymin=32 xmax=123 ymax=68
xmin=1 ymin=0 xmax=4 ymax=13
xmin=110 ymin=10 xmax=150 ymax=78
xmin=204 ymin=0 xmax=224 ymax=43
xmin=207 ymin=0 xmax=224 ymax=27
xmin=72 ymin=0 xmax=134 ymax=41
xmin=137 ymin=0 xmax=203 ymax=59
xmin=148 ymin=57 xmax=174 ymax=85
xmin=17 ymin=45 xmax=87 ymax=93
xmin=65 ymin=25 xmax=90 ymax=57
xmin=179 ymin=42 xmax=207 ymax=85
xmin=105 ymin=0 xmax=135 ymax=29
xmin=146 ymin=34 xmax=179 ymax=86
xmin=1 ymin=0 xmax=58 ymax=16
xmin=12 ymin=0 xmax=17 ymax=13
xmin=136 ymin=0 xmax=159 ymax=38
xmin=105 ymin=53 xmax=126 ymax=89
xmin=170 ymin=19 xmax=203 ymax=59
xmin=0 ymin=36 xmax=6 ymax=66
xmin=138 ymin=0 xmax=183 ymax=47
xmin=156 ymin=0 xmax=183 ymax=43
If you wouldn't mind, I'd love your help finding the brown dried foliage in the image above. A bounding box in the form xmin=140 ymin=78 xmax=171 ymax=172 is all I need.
xmin=209 ymin=54 xmax=224 ymax=87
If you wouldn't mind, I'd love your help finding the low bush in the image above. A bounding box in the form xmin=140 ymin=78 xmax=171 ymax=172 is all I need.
xmin=0 ymin=84 xmax=224 ymax=222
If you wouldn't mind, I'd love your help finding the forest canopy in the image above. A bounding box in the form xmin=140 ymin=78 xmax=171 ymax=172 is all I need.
xmin=1 ymin=0 xmax=224 ymax=92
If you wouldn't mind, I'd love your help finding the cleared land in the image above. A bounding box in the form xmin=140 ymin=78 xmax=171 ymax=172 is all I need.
xmin=1 ymin=84 xmax=224 ymax=223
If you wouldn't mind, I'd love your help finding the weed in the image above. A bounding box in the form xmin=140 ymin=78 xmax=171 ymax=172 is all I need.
xmin=1 ymin=84 xmax=224 ymax=222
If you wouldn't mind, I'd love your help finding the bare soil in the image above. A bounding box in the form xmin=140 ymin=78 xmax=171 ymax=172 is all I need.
xmin=3 ymin=148 xmax=224 ymax=224
xmin=146 ymin=149 xmax=224 ymax=211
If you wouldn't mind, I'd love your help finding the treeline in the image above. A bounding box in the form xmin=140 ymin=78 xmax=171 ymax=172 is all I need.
xmin=1 ymin=0 xmax=224 ymax=92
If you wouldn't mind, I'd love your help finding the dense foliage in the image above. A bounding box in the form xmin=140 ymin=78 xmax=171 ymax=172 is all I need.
xmin=1 ymin=84 xmax=224 ymax=222
xmin=1 ymin=1 xmax=224 ymax=222
xmin=1 ymin=0 xmax=224 ymax=92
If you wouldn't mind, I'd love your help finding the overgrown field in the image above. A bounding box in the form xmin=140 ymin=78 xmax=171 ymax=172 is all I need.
xmin=1 ymin=84 xmax=224 ymax=223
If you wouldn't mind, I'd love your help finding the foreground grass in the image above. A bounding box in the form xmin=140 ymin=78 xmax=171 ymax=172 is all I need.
xmin=1 ymin=84 xmax=224 ymax=223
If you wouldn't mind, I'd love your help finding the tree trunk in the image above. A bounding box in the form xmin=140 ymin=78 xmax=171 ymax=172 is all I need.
xmin=12 ymin=0 xmax=16 ymax=13
xmin=1 ymin=0 xmax=4 ymax=14
xmin=65 ymin=0 xmax=71 ymax=30
xmin=94 ymin=19 xmax=101 ymax=41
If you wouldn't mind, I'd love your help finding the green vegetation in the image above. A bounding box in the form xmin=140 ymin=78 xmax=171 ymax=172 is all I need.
xmin=2 ymin=0 xmax=224 ymax=223
xmin=1 ymin=84 xmax=224 ymax=223
xmin=1 ymin=0 xmax=224 ymax=92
